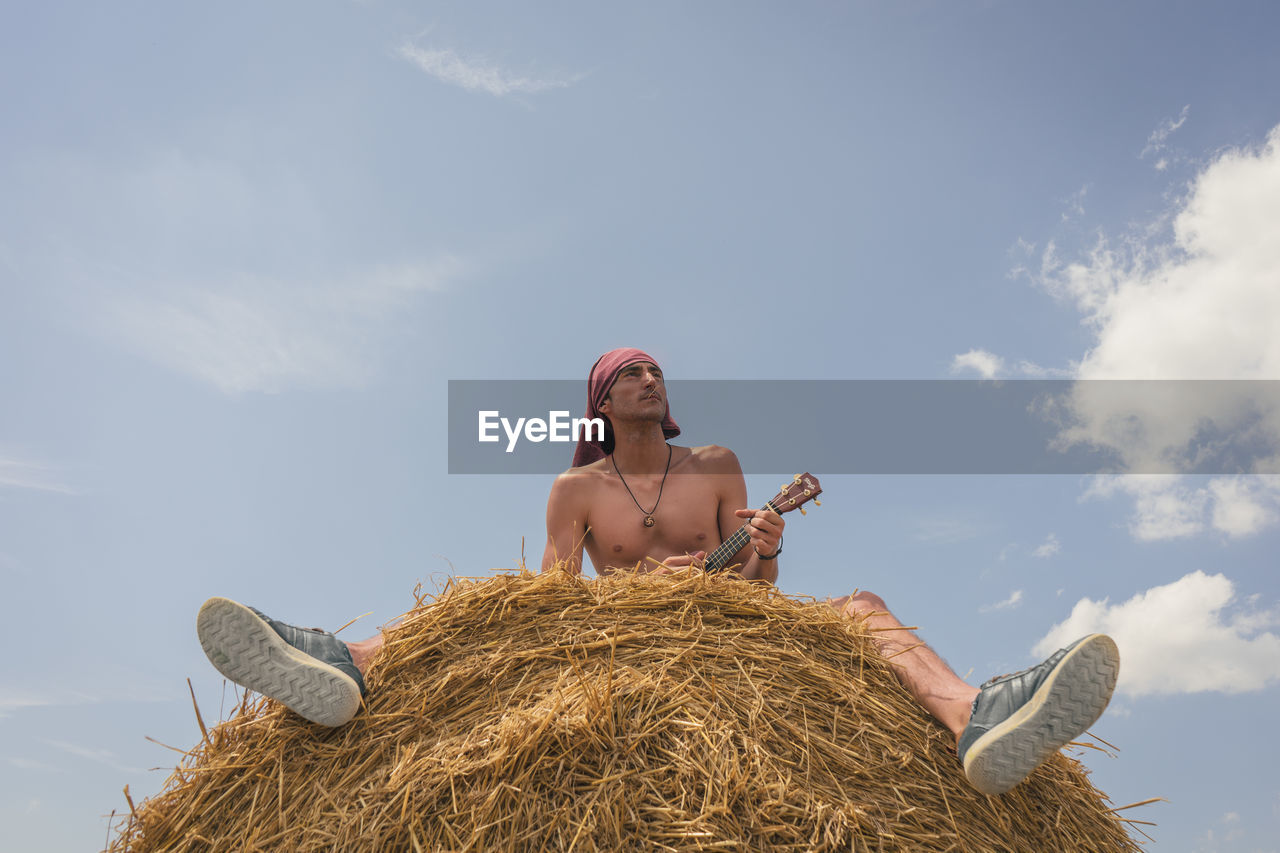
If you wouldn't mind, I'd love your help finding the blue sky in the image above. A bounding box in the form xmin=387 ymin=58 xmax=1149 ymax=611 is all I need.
xmin=3 ymin=2 xmax=1280 ymax=850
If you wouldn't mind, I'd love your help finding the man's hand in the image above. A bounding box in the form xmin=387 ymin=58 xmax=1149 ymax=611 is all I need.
xmin=647 ymin=551 xmax=707 ymax=575
xmin=736 ymin=508 xmax=784 ymax=558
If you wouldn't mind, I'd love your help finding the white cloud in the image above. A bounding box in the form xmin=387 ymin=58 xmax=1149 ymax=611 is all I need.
xmin=7 ymin=757 xmax=60 ymax=772
xmin=997 ymin=123 xmax=1280 ymax=538
xmin=950 ymin=347 xmax=1072 ymax=379
xmin=981 ymin=589 xmax=1023 ymax=613
xmin=1203 ymin=811 xmax=1247 ymax=846
xmin=1061 ymin=184 xmax=1088 ymax=222
xmin=1031 ymin=532 xmax=1061 ymax=558
xmin=106 ymin=257 xmax=464 ymax=394
xmin=46 ymin=739 xmax=117 ymax=763
xmin=1011 ymin=359 xmax=1073 ymax=378
xmin=913 ymin=517 xmax=984 ymax=544
xmin=0 ymin=693 xmax=57 ymax=721
xmin=950 ymin=349 xmax=1004 ymax=378
xmin=1039 ymin=128 xmax=1280 ymax=381
xmin=0 ymin=454 xmax=76 ymax=494
xmin=1063 ymin=126 xmax=1280 ymax=382
xmin=397 ymin=43 xmax=582 ymax=97
xmin=0 ymin=689 xmax=92 ymax=721
xmin=1140 ymin=105 xmax=1190 ymax=164
xmin=0 ymin=682 xmax=169 ymax=722
xmin=1084 ymin=476 xmax=1208 ymax=541
xmin=1209 ymin=476 xmax=1280 ymax=536
xmin=1084 ymin=475 xmax=1280 ymax=541
xmin=44 ymin=739 xmax=143 ymax=774
xmin=7 ymin=141 xmax=472 ymax=396
xmin=1004 ymin=122 xmax=1280 ymax=382
xmin=1034 ymin=571 xmax=1280 ymax=696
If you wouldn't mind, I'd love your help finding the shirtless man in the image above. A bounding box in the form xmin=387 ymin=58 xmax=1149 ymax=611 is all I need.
xmin=197 ymin=347 xmax=1119 ymax=797
xmin=541 ymin=350 xmax=783 ymax=582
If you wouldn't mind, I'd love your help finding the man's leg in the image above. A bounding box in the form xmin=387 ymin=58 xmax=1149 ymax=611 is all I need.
xmin=832 ymin=591 xmax=1119 ymax=795
xmin=831 ymin=592 xmax=978 ymax=739
xmin=346 ymin=634 xmax=385 ymax=674
xmin=197 ymin=597 xmax=385 ymax=727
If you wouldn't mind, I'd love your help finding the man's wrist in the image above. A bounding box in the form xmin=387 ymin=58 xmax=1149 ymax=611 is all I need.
xmin=754 ymin=535 xmax=783 ymax=560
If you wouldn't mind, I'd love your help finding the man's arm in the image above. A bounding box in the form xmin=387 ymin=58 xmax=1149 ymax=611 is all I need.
xmin=708 ymin=447 xmax=784 ymax=584
xmin=542 ymin=471 xmax=589 ymax=574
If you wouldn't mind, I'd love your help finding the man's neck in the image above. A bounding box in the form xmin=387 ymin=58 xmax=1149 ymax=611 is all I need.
xmin=609 ymin=425 xmax=671 ymax=474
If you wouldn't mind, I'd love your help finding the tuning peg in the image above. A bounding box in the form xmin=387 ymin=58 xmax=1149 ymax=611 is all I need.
xmin=799 ymin=506 xmax=807 ymax=516
xmin=813 ymin=499 xmax=821 ymax=507
xmin=793 ymin=474 xmax=802 ymax=483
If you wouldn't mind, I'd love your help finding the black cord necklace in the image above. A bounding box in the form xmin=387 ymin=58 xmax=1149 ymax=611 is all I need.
xmin=611 ymin=444 xmax=672 ymax=528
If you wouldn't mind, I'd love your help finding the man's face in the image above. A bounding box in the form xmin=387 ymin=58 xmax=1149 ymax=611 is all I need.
xmin=600 ymin=361 xmax=665 ymax=422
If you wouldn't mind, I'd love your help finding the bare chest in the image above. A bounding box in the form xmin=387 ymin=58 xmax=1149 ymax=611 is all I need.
xmin=584 ymin=476 xmax=723 ymax=572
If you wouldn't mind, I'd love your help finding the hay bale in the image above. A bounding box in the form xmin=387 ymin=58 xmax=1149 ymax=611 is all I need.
xmin=109 ymin=569 xmax=1142 ymax=852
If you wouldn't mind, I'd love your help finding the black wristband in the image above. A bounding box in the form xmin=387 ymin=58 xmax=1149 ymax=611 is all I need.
xmin=755 ymin=535 xmax=782 ymax=560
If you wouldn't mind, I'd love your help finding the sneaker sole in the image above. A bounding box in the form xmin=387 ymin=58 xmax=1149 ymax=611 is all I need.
xmin=963 ymin=633 xmax=1119 ymax=795
xmin=196 ymin=597 xmax=362 ymax=727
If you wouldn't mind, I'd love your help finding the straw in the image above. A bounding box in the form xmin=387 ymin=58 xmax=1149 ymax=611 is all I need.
xmin=106 ymin=567 xmax=1145 ymax=852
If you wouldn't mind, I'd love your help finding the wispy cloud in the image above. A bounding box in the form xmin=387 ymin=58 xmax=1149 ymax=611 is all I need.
xmin=1 ymin=682 xmax=170 ymax=722
xmin=1035 ymin=570 xmax=1280 ymax=696
xmin=12 ymin=145 xmax=468 ymax=396
xmin=106 ymin=257 xmax=464 ymax=394
xmin=0 ymin=454 xmax=76 ymax=495
xmin=1061 ymin=184 xmax=1089 ymax=223
xmin=913 ymin=517 xmax=984 ymax=544
xmin=949 ymin=347 xmax=1072 ymax=379
xmin=7 ymin=757 xmax=61 ymax=772
xmin=44 ymin=739 xmax=144 ymax=774
xmin=397 ymin=43 xmax=582 ymax=97
xmin=980 ymin=589 xmax=1024 ymax=613
xmin=1031 ymin=533 xmax=1061 ymax=558
xmin=0 ymin=691 xmax=82 ymax=723
xmin=0 ymin=692 xmax=60 ymax=721
xmin=1141 ymin=104 xmax=1190 ymax=168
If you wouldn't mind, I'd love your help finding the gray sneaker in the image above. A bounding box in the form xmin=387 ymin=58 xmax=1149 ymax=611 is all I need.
xmin=958 ymin=633 xmax=1120 ymax=795
xmin=197 ymin=597 xmax=366 ymax=727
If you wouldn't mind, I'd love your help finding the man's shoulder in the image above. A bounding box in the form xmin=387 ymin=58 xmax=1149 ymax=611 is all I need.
xmin=551 ymin=459 xmax=610 ymax=489
xmin=546 ymin=462 xmax=608 ymax=519
xmin=683 ymin=444 xmax=742 ymax=474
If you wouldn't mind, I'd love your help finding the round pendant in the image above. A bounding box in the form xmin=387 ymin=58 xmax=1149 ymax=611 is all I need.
xmin=644 ymin=515 xmax=656 ymax=528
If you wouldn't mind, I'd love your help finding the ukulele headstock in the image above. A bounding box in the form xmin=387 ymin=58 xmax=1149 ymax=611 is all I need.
xmin=767 ymin=473 xmax=823 ymax=516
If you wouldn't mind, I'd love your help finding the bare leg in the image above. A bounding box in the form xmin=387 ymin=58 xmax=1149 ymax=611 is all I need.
xmin=342 ymin=611 xmax=410 ymax=674
xmin=830 ymin=592 xmax=1121 ymax=795
xmin=831 ymin=591 xmax=977 ymax=743
xmin=345 ymin=635 xmax=384 ymax=675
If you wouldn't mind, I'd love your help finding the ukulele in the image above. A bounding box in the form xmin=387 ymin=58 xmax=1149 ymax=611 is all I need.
xmin=703 ymin=472 xmax=823 ymax=573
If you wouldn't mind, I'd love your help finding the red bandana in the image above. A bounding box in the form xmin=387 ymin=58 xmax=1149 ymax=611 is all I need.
xmin=571 ymin=347 xmax=681 ymax=467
